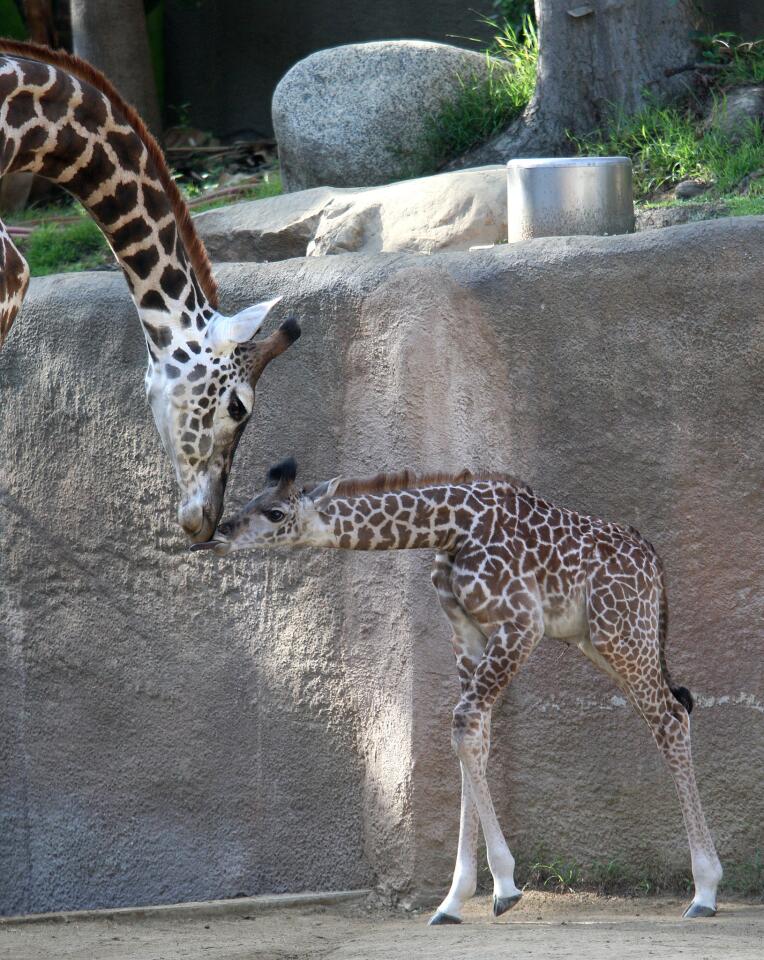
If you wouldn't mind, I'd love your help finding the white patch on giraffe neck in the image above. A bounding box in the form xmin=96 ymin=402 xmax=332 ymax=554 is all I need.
xmin=302 ymin=504 xmax=338 ymax=547
xmin=139 ymin=307 xmax=203 ymax=354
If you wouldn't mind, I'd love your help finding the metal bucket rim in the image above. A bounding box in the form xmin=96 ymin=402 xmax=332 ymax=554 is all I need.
xmin=506 ymin=156 xmax=631 ymax=169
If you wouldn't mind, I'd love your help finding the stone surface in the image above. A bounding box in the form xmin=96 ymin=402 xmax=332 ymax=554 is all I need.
xmin=1 ymin=217 xmax=763 ymax=916
xmin=306 ymin=166 xmax=507 ymax=256
xmin=706 ymin=84 xmax=764 ymax=142
xmin=195 ymin=185 xmax=352 ymax=262
xmin=634 ymin=202 xmax=731 ymax=231
xmin=272 ymin=41 xmax=501 ymax=191
xmin=674 ymin=179 xmax=710 ymax=200
xmin=195 ymin=167 xmax=508 ymax=260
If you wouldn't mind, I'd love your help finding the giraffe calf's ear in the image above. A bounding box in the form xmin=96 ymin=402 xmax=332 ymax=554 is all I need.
xmin=308 ymin=477 xmax=341 ymax=505
xmin=208 ymin=297 xmax=282 ymax=349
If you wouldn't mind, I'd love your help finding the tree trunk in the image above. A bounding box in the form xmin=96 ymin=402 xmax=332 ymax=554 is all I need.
xmin=22 ymin=0 xmax=57 ymax=47
xmin=450 ymin=0 xmax=706 ymax=167
xmin=70 ymin=0 xmax=161 ymax=136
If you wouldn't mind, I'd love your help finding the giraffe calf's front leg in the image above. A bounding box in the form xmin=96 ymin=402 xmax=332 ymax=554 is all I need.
xmin=429 ymin=553 xmax=489 ymax=925
xmin=429 ymin=763 xmax=479 ymax=925
xmin=448 ymin=617 xmax=543 ymax=919
xmin=451 ymin=703 xmax=523 ymax=917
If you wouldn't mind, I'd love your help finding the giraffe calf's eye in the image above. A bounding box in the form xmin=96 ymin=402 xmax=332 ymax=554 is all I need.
xmin=228 ymin=392 xmax=247 ymax=421
xmin=266 ymin=509 xmax=285 ymax=523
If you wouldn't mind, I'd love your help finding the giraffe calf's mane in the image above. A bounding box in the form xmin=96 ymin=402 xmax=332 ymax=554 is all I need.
xmin=313 ymin=469 xmax=532 ymax=500
xmin=0 ymin=38 xmax=218 ymax=309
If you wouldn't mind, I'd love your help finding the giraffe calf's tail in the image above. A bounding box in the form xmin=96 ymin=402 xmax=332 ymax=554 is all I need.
xmin=656 ymin=553 xmax=694 ymax=715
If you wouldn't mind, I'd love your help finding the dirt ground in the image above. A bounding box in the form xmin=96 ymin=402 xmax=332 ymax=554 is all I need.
xmin=2 ymin=892 xmax=762 ymax=960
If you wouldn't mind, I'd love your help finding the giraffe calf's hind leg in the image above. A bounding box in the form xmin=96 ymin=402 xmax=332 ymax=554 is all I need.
xmin=587 ymin=636 xmax=722 ymax=917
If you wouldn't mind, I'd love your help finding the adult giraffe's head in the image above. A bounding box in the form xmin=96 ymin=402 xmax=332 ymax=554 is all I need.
xmin=0 ymin=40 xmax=303 ymax=544
xmin=142 ymin=299 xmax=300 ymax=542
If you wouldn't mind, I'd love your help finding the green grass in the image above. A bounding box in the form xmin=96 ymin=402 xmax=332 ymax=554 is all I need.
xmin=694 ymin=33 xmax=764 ymax=87
xmin=188 ymin=171 xmax=282 ymax=213
xmin=573 ymin=102 xmax=764 ymax=199
xmin=638 ymin=194 xmax=764 ymax=216
xmin=720 ymin=194 xmax=764 ymax=215
xmin=417 ymin=16 xmax=538 ymax=172
xmin=421 ymin=24 xmax=764 ymax=207
xmin=573 ymin=33 xmax=764 ymax=201
xmin=16 ymin=215 xmax=112 ymax=276
xmin=9 ymin=173 xmax=283 ymax=277
xmin=477 ymin=846 xmax=764 ymax=899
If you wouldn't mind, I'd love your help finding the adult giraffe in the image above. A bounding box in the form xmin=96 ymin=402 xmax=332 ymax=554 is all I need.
xmin=0 ymin=40 xmax=299 ymax=541
xmin=194 ymin=459 xmax=723 ymax=923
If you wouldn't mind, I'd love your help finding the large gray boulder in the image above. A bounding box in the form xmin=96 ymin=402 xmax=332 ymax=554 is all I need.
xmin=706 ymin=84 xmax=764 ymax=142
xmin=1 ymin=217 xmax=762 ymax=915
xmin=272 ymin=40 xmax=499 ymax=191
xmin=195 ymin=166 xmax=507 ymax=260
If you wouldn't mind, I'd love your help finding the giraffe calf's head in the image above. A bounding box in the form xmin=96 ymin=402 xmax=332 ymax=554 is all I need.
xmin=190 ymin=457 xmax=340 ymax=556
xmin=144 ymin=299 xmax=301 ymax=543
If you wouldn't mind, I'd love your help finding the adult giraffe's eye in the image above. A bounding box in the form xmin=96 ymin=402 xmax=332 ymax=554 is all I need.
xmin=228 ymin=392 xmax=247 ymax=422
xmin=266 ymin=509 xmax=285 ymax=523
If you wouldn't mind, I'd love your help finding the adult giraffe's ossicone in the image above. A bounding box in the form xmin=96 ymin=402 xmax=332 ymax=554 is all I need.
xmin=0 ymin=39 xmax=300 ymax=541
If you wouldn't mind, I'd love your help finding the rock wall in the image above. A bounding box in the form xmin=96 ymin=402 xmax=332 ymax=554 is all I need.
xmin=1 ymin=217 xmax=763 ymax=914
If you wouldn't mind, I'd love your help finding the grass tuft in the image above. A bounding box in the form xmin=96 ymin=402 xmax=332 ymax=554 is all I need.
xmin=417 ymin=16 xmax=538 ymax=172
xmin=694 ymin=32 xmax=764 ymax=86
xmin=16 ymin=215 xmax=112 ymax=276
xmin=9 ymin=174 xmax=283 ymax=277
xmin=573 ymin=33 xmax=764 ymax=201
xmin=479 ymin=845 xmax=764 ymax=899
xmin=573 ymin=102 xmax=764 ymax=199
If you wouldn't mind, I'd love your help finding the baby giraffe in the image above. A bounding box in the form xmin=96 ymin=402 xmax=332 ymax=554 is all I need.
xmin=193 ymin=458 xmax=722 ymax=924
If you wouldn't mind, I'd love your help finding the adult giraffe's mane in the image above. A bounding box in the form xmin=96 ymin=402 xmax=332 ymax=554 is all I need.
xmin=327 ymin=469 xmax=533 ymax=500
xmin=0 ymin=38 xmax=218 ymax=308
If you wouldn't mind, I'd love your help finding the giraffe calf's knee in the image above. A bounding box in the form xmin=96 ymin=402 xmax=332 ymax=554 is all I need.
xmin=451 ymin=705 xmax=481 ymax=754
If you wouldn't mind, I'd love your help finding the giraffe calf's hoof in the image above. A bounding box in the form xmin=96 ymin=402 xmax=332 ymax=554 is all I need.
xmin=682 ymin=902 xmax=717 ymax=918
xmin=493 ymin=893 xmax=522 ymax=917
xmin=428 ymin=911 xmax=462 ymax=925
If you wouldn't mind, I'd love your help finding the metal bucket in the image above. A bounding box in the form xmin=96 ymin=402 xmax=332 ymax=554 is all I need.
xmin=506 ymin=157 xmax=634 ymax=242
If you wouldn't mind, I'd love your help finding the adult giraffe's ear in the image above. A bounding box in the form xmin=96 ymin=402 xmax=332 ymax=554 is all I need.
xmin=308 ymin=477 xmax=341 ymax=505
xmin=207 ymin=297 xmax=282 ymax=350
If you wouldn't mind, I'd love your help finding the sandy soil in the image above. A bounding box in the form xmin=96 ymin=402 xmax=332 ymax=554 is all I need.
xmin=2 ymin=892 xmax=762 ymax=960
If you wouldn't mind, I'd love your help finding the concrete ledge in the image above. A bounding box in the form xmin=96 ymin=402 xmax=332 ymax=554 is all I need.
xmin=0 ymin=888 xmax=371 ymax=926
xmin=2 ymin=216 xmax=762 ymax=915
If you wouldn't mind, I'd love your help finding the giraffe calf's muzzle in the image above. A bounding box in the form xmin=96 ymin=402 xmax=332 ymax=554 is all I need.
xmin=188 ymin=538 xmax=231 ymax=556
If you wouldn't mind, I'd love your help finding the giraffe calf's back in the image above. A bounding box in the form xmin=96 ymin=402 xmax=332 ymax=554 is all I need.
xmin=446 ymin=481 xmax=662 ymax=645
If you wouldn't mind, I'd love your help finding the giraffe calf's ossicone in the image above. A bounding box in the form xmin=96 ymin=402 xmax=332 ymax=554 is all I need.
xmin=195 ymin=458 xmax=723 ymax=924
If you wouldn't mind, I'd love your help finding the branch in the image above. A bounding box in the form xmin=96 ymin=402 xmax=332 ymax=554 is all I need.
xmin=664 ymin=63 xmax=726 ymax=78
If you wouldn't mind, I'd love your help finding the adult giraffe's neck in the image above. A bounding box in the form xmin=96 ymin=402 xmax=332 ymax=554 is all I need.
xmin=0 ymin=46 xmax=217 ymax=336
xmin=315 ymin=486 xmax=466 ymax=552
